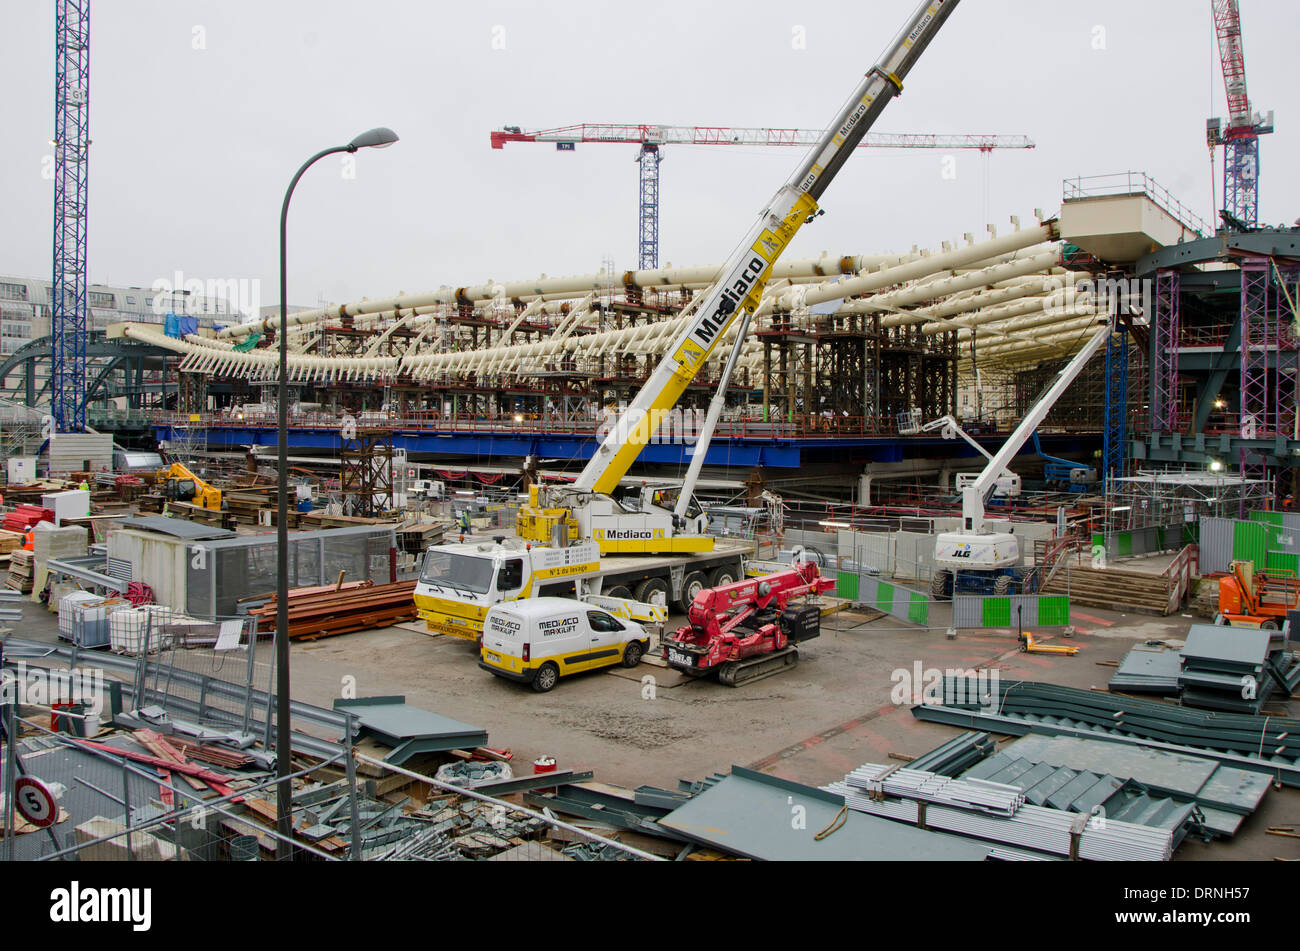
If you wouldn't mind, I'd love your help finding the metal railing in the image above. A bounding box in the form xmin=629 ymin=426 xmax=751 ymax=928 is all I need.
xmin=1063 ymin=172 xmax=1210 ymax=237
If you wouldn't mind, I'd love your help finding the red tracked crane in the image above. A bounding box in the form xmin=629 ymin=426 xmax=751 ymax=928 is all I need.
xmin=491 ymin=123 xmax=1035 ymax=269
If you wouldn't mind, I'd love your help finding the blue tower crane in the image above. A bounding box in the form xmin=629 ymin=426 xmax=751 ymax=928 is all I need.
xmin=51 ymin=0 xmax=91 ymax=432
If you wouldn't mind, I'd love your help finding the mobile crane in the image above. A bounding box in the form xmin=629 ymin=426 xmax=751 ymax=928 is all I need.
xmin=930 ymin=316 xmax=1114 ymax=600
xmin=416 ymin=0 xmax=960 ymax=642
xmin=155 ymin=462 xmax=223 ymax=511
xmin=517 ymin=0 xmax=962 ymax=558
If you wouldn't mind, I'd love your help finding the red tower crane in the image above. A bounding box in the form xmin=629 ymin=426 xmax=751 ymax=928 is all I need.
xmin=1206 ymin=0 xmax=1273 ymax=228
xmin=491 ymin=123 xmax=1036 ymax=270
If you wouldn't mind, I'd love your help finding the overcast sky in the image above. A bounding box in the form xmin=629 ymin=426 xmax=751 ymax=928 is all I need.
xmin=2 ymin=0 xmax=1296 ymax=315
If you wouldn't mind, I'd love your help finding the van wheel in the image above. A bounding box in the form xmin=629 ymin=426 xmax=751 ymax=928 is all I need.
xmin=531 ymin=662 xmax=559 ymax=693
xmin=622 ymin=640 xmax=644 ymax=668
xmin=678 ymin=571 xmax=708 ymax=612
xmin=635 ymin=578 xmax=670 ymax=611
xmin=605 ymin=585 xmax=634 ymax=601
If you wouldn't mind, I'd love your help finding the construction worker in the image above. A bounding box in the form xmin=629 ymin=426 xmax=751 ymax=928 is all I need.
xmin=459 ymin=509 xmax=472 ymax=536
xmin=22 ymin=529 xmax=34 ymax=551
xmin=78 ymin=479 xmax=89 ymax=492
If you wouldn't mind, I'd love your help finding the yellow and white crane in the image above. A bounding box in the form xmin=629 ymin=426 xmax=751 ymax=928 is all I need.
xmin=519 ymin=0 xmax=963 ymax=557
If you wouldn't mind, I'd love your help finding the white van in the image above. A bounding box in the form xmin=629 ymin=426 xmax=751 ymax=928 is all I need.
xmin=479 ymin=597 xmax=649 ymax=692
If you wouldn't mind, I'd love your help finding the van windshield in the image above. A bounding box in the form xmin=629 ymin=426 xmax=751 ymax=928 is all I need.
xmin=420 ymin=550 xmax=496 ymax=594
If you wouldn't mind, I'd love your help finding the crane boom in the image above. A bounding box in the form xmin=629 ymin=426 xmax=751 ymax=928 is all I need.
xmin=492 ymin=125 xmax=1032 ymax=152
xmin=572 ymin=0 xmax=961 ymax=496
xmin=960 ymin=318 xmax=1112 ymax=532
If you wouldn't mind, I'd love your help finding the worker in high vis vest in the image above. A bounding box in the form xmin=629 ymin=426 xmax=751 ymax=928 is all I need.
xmin=23 ymin=530 xmax=34 ymax=551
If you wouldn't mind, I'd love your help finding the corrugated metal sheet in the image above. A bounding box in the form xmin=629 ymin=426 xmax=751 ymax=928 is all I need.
xmin=1199 ymin=518 xmax=1235 ymax=574
xmin=48 ymin=433 xmax=113 ymax=474
xmin=658 ymin=766 xmax=997 ymax=861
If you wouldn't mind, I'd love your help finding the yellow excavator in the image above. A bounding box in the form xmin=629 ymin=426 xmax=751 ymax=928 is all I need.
xmin=155 ymin=463 xmax=223 ymax=511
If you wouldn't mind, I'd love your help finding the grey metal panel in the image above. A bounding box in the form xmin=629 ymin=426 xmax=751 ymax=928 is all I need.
xmin=657 ymin=767 xmax=995 ymax=861
xmin=844 ymin=531 xmax=893 ymax=576
xmin=894 ymin=532 xmax=934 ymax=581
xmin=1199 ymin=518 xmax=1235 ymax=575
xmin=1008 ymin=595 xmax=1039 ymax=627
xmin=952 ymin=596 xmax=982 ymax=628
xmin=120 ymin=516 xmax=236 ymax=540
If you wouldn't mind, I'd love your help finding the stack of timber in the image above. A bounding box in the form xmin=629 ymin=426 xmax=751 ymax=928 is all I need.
xmin=0 ymin=529 xmax=25 ymax=567
xmin=167 ymin=501 xmax=232 ymax=529
xmin=6 ymin=550 xmax=33 ymax=593
xmin=251 ymin=579 xmax=417 ymax=641
xmin=296 ymin=511 xmax=394 ymax=530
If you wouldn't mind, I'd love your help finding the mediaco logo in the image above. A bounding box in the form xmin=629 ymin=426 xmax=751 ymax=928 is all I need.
xmin=0 ymin=663 xmax=107 ymax=718
xmin=890 ymin=662 xmax=1000 ymax=713
xmin=151 ymin=270 xmax=260 ymax=320
xmin=50 ymin=882 xmax=152 ymax=932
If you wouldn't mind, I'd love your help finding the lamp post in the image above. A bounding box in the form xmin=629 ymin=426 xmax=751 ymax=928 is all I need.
xmin=276 ymin=127 xmax=397 ymax=858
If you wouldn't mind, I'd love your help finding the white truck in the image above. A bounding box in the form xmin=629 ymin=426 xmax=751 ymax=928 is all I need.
xmin=414 ymin=536 xmax=749 ymax=641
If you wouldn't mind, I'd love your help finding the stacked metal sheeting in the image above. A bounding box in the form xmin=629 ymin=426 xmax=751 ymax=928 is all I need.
xmin=914 ymin=677 xmax=1300 ymax=786
xmin=1109 ymin=643 xmax=1183 ymax=695
xmin=907 ymin=731 xmax=996 ymax=776
xmin=961 ymin=754 xmax=1198 ymax=848
xmin=826 ymin=764 xmax=1176 ymax=861
xmin=845 ymin=765 xmax=1026 ymax=817
xmin=1179 ymin=625 xmax=1276 ymax=713
xmin=986 ymin=733 xmax=1271 ymax=838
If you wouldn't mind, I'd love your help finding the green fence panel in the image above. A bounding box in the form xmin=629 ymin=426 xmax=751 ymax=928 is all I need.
xmin=1038 ymin=596 xmax=1071 ymax=626
xmin=981 ymin=598 xmax=1011 ymax=627
xmin=1117 ymin=532 xmax=1133 ymax=557
xmin=908 ymin=592 xmax=928 ymax=626
xmin=1231 ymin=521 xmax=1268 ymax=571
xmin=1267 ymin=552 xmax=1299 ymax=576
xmin=836 ymin=571 xmax=858 ymax=601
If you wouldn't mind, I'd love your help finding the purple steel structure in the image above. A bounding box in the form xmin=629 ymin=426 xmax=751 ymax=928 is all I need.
xmin=1275 ymin=265 xmax=1300 ymax=441
xmin=1238 ymin=257 xmax=1271 ymax=499
xmin=1152 ymin=269 xmax=1181 ymax=434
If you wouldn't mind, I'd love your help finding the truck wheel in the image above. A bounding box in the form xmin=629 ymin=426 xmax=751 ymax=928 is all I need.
xmin=1260 ymin=619 xmax=1279 ymax=631
xmin=531 ymin=662 xmax=559 ymax=693
xmin=605 ymin=585 xmax=634 ymax=601
xmin=994 ymin=575 xmax=1014 ymax=596
xmin=930 ymin=570 xmax=951 ymax=601
xmin=709 ymin=566 xmax=737 ymax=587
xmin=678 ymin=571 xmax=708 ymax=612
xmin=635 ymin=578 xmax=670 ymax=611
xmin=622 ymin=640 xmax=644 ymax=668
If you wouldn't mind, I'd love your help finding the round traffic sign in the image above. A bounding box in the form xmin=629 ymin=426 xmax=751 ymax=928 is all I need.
xmin=14 ymin=777 xmax=58 ymax=828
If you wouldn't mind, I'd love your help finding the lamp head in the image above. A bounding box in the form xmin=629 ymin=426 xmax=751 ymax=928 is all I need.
xmin=348 ymin=127 xmax=399 ymax=151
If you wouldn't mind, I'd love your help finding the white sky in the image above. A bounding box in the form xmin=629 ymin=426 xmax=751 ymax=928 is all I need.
xmin=2 ymin=0 xmax=1296 ymax=314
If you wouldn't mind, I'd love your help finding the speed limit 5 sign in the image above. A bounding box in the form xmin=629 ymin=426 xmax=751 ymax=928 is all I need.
xmin=14 ymin=777 xmax=58 ymax=828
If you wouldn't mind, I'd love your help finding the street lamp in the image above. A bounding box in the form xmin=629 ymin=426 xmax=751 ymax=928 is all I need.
xmin=275 ymin=127 xmax=398 ymax=858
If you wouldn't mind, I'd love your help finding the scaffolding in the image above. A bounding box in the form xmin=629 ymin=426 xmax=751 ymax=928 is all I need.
xmin=1103 ymin=469 xmax=1270 ymax=534
xmin=340 ymin=428 xmax=394 ymax=518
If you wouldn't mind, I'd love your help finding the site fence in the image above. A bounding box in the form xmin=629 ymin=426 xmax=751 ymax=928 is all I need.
xmin=3 ymin=648 xmax=657 ymax=862
xmin=1090 ymin=521 xmax=1195 ymax=561
xmin=1200 ymin=514 xmax=1300 ymax=576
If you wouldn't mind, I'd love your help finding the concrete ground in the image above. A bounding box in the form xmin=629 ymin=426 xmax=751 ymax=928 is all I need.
xmin=12 ymin=587 xmax=1298 ymax=861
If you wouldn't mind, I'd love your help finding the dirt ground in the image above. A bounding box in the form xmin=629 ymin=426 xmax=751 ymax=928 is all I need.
xmin=271 ymin=601 xmax=1299 ymax=861
xmin=13 ymin=593 xmax=1298 ymax=861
